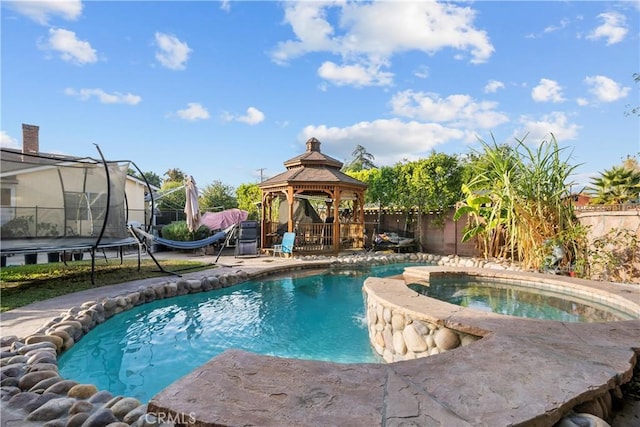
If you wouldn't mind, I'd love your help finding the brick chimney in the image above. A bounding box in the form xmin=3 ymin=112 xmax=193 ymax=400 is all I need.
xmin=22 ymin=123 xmax=39 ymax=154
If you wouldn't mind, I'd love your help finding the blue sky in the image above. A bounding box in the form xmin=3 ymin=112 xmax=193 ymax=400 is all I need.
xmin=2 ymin=1 xmax=639 ymax=191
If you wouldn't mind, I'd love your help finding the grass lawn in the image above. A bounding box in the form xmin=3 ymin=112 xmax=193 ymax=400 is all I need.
xmin=0 ymin=258 xmax=214 ymax=312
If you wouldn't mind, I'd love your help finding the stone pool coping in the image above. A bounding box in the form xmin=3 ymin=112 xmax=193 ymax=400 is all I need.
xmin=149 ymin=266 xmax=640 ymax=426
xmin=2 ymin=254 xmax=639 ymax=426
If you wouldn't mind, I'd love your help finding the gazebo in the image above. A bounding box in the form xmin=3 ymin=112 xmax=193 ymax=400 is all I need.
xmin=259 ymin=137 xmax=368 ymax=254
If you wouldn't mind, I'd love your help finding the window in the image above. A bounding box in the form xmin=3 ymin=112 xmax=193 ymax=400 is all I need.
xmin=1 ymin=188 xmax=12 ymax=206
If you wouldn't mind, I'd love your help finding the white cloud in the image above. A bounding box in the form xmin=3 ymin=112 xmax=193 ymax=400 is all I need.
xmin=413 ymin=65 xmax=430 ymax=79
xmin=299 ymin=87 xmax=512 ymax=165
xmin=220 ymin=0 xmax=231 ymax=12
xmin=587 ymin=12 xmax=628 ymax=45
xmin=41 ymin=28 xmax=97 ymax=65
xmin=526 ymin=17 xmax=571 ymax=39
xmin=576 ymin=98 xmax=589 ymax=107
xmin=155 ymin=32 xmax=191 ymax=70
xmin=584 ymin=75 xmax=630 ymax=102
xmin=317 ymin=61 xmax=393 ymax=87
xmin=300 ymin=119 xmax=466 ymax=166
xmin=238 ymin=107 xmax=265 ymax=125
xmin=64 ymin=88 xmax=141 ymax=105
xmin=221 ymin=107 xmax=265 ymax=125
xmin=390 ymin=90 xmax=509 ymax=129
xmin=271 ymin=1 xmax=493 ymax=87
xmin=0 ymin=131 xmax=19 ymax=149
xmin=484 ymin=80 xmax=505 ymax=93
xmin=531 ymin=78 xmax=565 ymax=103
xmin=4 ymin=0 xmax=82 ymax=25
xmin=543 ymin=18 xmax=570 ymax=34
xmin=176 ymin=103 xmax=210 ymax=121
xmin=515 ymin=112 xmax=581 ymax=143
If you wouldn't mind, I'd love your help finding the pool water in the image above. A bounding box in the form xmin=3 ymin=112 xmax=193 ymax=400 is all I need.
xmin=407 ymin=280 xmax=633 ymax=323
xmin=57 ymin=263 xmax=418 ymax=402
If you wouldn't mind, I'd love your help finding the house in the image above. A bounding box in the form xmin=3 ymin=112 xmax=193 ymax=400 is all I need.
xmin=0 ymin=124 xmax=156 ymax=242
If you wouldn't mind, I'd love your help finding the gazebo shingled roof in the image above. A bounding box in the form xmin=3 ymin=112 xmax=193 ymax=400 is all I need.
xmin=259 ymin=137 xmax=366 ymax=189
xmin=258 ymin=137 xmax=367 ymax=254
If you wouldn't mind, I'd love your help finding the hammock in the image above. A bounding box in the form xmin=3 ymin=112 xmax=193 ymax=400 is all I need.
xmin=130 ymin=224 xmax=236 ymax=250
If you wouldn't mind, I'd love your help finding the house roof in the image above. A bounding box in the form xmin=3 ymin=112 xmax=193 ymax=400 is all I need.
xmin=0 ymin=148 xmax=95 ymax=175
xmin=259 ymin=138 xmax=367 ymax=189
xmin=0 ymin=148 xmax=158 ymax=190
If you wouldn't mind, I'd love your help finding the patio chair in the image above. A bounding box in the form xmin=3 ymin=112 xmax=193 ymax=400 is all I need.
xmin=235 ymin=220 xmax=259 ymax=258
xmin=273 ymin=232 xmax=295 ymax=257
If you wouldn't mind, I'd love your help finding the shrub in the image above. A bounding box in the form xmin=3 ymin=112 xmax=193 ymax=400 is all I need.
xmin=1 ymin=216 xmax=34 ymax=237
xmin=587 ymin=228 xmax=640 ymax=283
xmin=160 ymin=221 xmax=210 ymax=242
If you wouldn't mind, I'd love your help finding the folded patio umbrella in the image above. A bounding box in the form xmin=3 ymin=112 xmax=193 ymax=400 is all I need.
xmin=184 ymin=176 xmax=201 ymax=233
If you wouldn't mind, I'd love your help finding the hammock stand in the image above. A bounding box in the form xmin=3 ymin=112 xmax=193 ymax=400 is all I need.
xmin=129 ymin=224 xmax=237 ymax=275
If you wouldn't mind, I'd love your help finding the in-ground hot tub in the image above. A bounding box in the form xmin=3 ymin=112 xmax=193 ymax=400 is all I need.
xmin=406 ymin=272 xmax=637 ymax=323
xmin=358 ymin=266 xmax=639 ymax=425
xmin=364 ymin=266 xmax=640 ymax=363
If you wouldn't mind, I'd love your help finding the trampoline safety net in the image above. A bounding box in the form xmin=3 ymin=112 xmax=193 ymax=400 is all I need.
xmin=1 ymin=149 xmax=133 ymax=255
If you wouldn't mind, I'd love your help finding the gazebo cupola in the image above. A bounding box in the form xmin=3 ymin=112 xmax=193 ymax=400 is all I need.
xmin=258 ymin=137 xmax=368 ymax=254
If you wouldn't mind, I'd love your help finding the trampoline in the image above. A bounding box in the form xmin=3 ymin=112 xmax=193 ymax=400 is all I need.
xmin=0 ymin=145 xmax=151 ymax=282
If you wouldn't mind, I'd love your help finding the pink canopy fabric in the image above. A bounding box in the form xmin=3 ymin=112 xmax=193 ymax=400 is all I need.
xmin=200 ymin=208 xmax=248 ymax=231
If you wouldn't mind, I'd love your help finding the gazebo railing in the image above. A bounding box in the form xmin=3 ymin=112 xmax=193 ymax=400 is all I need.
xmin=262 ymin=221 xmax=364 ymax=253
xmin=296 ymin=222 xmax=332 ymax=252
xmin=339 ymin=222 xmax=364 ymax=250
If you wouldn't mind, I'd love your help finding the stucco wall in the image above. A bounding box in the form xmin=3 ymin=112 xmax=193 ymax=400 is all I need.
xmin=576 ymin=208 xmax=640 ymax=240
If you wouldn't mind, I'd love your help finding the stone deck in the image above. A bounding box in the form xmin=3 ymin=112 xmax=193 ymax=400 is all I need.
xmin=148 ymin=267 xmax=640 ymax=427
xmin=2 ymin=253 xmax=639 ymax=426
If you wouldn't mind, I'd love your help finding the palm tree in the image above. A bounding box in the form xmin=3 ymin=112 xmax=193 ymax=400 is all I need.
xmin=164 ymin=168 xmax=186 ymax=183
xmin=588 ymin=165 xmax=640 ymax=205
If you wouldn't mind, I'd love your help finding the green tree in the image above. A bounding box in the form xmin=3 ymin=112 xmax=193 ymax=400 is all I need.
xmin=588 ymin=165 xmax=640 ymax=205
xmin=156 ymin=181 xmax=186 ymax=211
xmin=397 ymin=153 xmax=463 ymax=249
xmin=200 ymin=180 xmax=237 ymax=211
xmin=164 ymin=168 xmax=186 ymax=183
xmin=142 ymin=171 xmax=162 ymax=187
xmin=395 ymin=154 xmax=463 ymax=216
xmin=236 ymin=183 xmax=261 ymax=220
xmin=357 ymin=166 xmax=401 ymax=235
xmin=365 ymin=166 xmax=400 ymax=208
xmin=126 ymin=168 xmax=161 ymax=187
xmin=343 ymin=145 xmax=376 ymax=172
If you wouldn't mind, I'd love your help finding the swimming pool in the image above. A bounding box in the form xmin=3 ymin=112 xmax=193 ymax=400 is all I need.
xmin=407 ymin=279 xmax=635 ymax=322
xmin=57 ymin=263 xmax=419 ymax=402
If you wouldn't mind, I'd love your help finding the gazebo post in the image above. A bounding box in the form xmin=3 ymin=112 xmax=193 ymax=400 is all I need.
xmin=332 ymin=192 xmax=341 ymax=253
xmin=287 ymin=188 xmax=295 ymax=233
